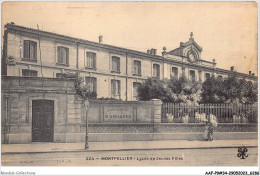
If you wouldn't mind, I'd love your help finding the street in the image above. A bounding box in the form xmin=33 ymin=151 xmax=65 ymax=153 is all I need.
xmin=2 ymin=147 xmax=258 ymax=166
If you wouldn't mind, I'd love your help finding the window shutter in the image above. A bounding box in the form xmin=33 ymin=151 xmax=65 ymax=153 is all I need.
xmin=93 ymin=53 xmax=96 ymax=68
xmin=118 ymin=80 xmax=121 ymax=96
xmin=66 ymin=48 xmax=69 ymax=65
xmin=33 ymin=42 xmax=37 ymax=60
xmin=157 ymin=65 xmax=160 ymax=77
xmin=86 ymin=52 xmax=89 ymax=67
xmin=111 ymin=80 xmax=115 ymax=96
xmin=61 ymin=48 xmax=65 ymax=64
xmin=57 ymin=47 xmax=61 ymax=63
xmin=93 ymin=78 xmax=97 ymax=92
xmin=112 ymin=58 xmax=115 ymax=71
xmin=117 ymin=58 xmax=120 ymax=72
xmin=138 ymin=61 xmax=141 ymax=75
xmin=24 ymin=40 xmax=29 ymax=58
xmin=85 ymin=77 xmax=90 ymax=90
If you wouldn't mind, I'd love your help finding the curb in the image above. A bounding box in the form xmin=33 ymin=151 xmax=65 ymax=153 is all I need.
xmin=2 ymin=145 xmax=257 ymax=155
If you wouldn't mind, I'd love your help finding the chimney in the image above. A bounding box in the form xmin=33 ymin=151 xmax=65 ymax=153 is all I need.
xmin=98 ymin=35 xmax=103 ymax=43
xmin=150 ymin=49 xmax=154 ymax=55
xmin=153 ymin=49 xmax=157 ymax=55
xmin=147 ymin=49 xmax=151 ymax=54
xmin=252 ymin=73 xmax=255 ymax=76
xmin=249 ymin=71 xmax=252 ymax=75
xmin=230 ymin=66 xmax=234 ymax=71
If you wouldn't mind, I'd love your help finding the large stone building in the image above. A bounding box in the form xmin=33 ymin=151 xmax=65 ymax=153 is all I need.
xmin=1 ymin=23 xmax=257 ymax=144
xmin=2 ymin=23 xmax=256 ymax=101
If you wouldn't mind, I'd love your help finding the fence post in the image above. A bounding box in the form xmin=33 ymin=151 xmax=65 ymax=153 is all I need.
xmin=151 ymin=99 xmax=163 ymax=123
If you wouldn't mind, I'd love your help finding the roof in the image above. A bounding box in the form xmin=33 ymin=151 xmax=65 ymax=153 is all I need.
xmin=5 ymin=23 xmax=163 ymax=61
xmin=167 ymin=47 xmax=183 ymax=57
xmin=181 ymin=39 xmax=203 ymax=51
xmin=167 ymin=36 xmax=203 ymax=57
xmin=4 ymin=23 xmax=256 ymax=79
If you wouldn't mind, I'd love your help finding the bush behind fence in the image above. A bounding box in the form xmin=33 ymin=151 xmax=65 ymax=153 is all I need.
xmin=161 ymin=103 xmax=257 ymax=123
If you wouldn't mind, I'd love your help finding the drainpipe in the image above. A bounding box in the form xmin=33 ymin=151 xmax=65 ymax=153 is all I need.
xmin=126 ymin=53 xmax=128 ymax=101
xmin=2 ymin=27 xmax=8 ymax=76
xmin=4 ymin=93 xmax=9 ymax=144
xmin=76 ymin=41 xmax=79 ymax=71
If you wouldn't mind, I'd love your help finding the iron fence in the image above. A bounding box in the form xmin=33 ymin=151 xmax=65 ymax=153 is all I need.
xmin=161 ymin=103 xmax=257 ymax=123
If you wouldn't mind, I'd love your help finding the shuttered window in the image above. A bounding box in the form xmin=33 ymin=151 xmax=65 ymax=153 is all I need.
xmin=86 ymin=52 xmax=96 ymax=69
xmin=172 ymin=67 xmax=178 ymax=78
xmin=111 ymin=79 xmax=121 ymax=99
xmin=22 ymin=69 xmax=38 ymax=77
xmin=190 ymin=70 xmax=196 ymax=82
xmin=57 ymin=46 xmax=69 ymax=65
xmin=112 ymin=56 xmax=120 ymax=72
xmin=133 ymin=60 xmax=141 ymax=76
xmin=85 ymin=77 xmax=97 ymax=92
xmin=133 ymin=82 xmax=141 ymax=100
xmin=153 ymin=64 xmax=160 ymax=78
xmin=205 ymin=73 xmax=211 ymax=80
xmin=23 ymin=40 xmax=37 ymax=60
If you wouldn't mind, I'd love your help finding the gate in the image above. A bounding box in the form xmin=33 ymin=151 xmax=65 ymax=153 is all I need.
xmin=32 ymin=99 xmax=54 ymax=142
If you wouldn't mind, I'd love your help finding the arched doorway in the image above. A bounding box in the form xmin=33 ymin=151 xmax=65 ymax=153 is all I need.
xmin=32 ymin=99 xmax=54 ymax=142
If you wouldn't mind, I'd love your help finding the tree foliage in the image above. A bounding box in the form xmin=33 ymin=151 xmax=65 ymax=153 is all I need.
xmin=201 ymin=74 xmax=257 ymax=104
xmin=137 ymin=74 xmax=257 ymax=104
xmin=138 ymin=75 xmax=202 ymax=104
xmin=57 ymin=72 xmax=97 ymax=100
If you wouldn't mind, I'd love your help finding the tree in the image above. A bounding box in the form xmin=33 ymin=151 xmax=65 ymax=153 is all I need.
xmin=137 ymin=78 xmax=172 ymax=102
xmin=167 ymin=75 xmax=202 ymax=105
xmin=137 ymin=75 xmax=202 ymax=104
xmin=201 ymin=76 xmax=226 ymax=103
xmin=201 ymin=73 xmax=257 ymax=104
xmin=58 ymin=71 xmax=97 ymax=149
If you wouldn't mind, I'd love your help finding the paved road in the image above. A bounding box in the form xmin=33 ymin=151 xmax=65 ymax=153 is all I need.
xmin=2 ymin=147 xmax=258 ymax=166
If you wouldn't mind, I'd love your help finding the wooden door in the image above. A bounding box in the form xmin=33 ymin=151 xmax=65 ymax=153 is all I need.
xmin=32 ymin=100 xmax=54 ymax=142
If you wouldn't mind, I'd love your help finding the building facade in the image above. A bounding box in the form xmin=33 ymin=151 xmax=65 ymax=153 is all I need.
xmin=1 ymin=23 xmax=257 ymax=144
xmin=2 ymin=23 xmax=257 ymax=101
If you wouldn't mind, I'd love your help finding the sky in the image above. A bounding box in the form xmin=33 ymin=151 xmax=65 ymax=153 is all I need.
xmin=1 ymin=1 xmax=258 ymax=75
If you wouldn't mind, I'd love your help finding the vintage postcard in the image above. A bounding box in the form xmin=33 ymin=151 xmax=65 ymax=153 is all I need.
xmin=1 ymin=1 xmax=258 ymax=175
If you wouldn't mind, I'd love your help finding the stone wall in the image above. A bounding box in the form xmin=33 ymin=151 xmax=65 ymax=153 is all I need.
xmin=1 ymin=76 xmax=257 ymax=144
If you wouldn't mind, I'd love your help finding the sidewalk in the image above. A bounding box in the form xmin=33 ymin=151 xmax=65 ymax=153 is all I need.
xmin=1 ymin=139 xmax=257 ymax=154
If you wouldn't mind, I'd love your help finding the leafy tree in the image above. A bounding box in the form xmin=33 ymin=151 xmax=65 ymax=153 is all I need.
xmin=201 ymin=73 xmax=257 ymax=104
xmin=167 ymin=75 xmax=202 ymax=104
xmin=57 ymin=72 xmax=97 ymax=100
xmin=137 ymin=78 xmax=172 ymax=102
xmin=138 ymin=75 xmax=202 ymax=104
xmin=201 ymin=76 xmax=226 ymax=103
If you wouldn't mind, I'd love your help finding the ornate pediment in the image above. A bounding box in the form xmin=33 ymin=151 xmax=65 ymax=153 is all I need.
xmin=167 ymin=32 xmax=202 ymax=63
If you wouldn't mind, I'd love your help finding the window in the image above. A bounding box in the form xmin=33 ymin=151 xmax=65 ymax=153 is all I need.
xmin=133 ymin=60 xmax=141 ymax=76
xmin=111 ymin=80 xmax=121 ymax=99
xmin=22 ymin=69 xmax=38 ymax=77
xmin=85 ymin=77 xmax=97 ymax=92
xmin=172 ymin=67 xmax=178 ymax=78
xmin=23 ymin=40 xmax=37 ymax=60
xmin=153 ymin=64 xmax=160 ymax=78
xmin=133 ymin=82 xmax=141 ymax=100
xmin=218 ymin=75 xmax=223 ymax=79
xmin=56 ymin=73 xmax=63 ymax=78
xmin=190 ymin=70 xmax=196 ymax=82
xmin=86 ymin=52 xmax=96 ymax=69
xmin=57 ymin=46 xmax=69 ymax=65
xmin=199 ymin=71 xmax=202 ymax=82
xmin=182 ymin=67 xmax=185 ymax=75
xmin=205 ymin=73 xmax=211 ymax=80
xmin=112 ymin=56 xmax=120 ymax=73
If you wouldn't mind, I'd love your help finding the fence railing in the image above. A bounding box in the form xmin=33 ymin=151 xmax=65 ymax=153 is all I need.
xmin=161 ymin=103 xmax=257 ymax=123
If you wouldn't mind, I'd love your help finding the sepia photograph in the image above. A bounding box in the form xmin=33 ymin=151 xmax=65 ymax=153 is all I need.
xmin=1 ymin=1 xmax=258 ymax=175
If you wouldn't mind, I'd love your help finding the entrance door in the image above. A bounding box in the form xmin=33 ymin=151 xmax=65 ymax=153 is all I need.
xmin=32 ymin=100 xmax=54 ymax=142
